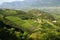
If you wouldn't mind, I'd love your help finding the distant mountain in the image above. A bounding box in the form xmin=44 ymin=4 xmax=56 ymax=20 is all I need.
xmin=0 ymin=0 xmax=60 ymax=12
xmin=0 ymin=0 xmax=60 ymax=10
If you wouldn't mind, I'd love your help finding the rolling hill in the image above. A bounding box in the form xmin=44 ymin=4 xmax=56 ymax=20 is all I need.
xmin=0 ymin=9 xmax=60 ymax=40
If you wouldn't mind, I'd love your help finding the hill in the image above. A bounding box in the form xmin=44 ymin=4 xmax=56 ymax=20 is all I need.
xmin=0 ymin=9 xmax=60 ymax=40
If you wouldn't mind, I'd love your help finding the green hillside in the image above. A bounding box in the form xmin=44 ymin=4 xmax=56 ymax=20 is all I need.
xmin=0 ymin=9 xmax=60 ymax=40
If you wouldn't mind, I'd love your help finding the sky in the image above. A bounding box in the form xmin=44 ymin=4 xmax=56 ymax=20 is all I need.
xmin=0 ymin=0 xmax=24 ymax=4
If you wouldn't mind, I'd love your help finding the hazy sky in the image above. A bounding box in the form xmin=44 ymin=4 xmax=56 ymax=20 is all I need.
xmin=0 ymin=0 xmax=24 ymax=4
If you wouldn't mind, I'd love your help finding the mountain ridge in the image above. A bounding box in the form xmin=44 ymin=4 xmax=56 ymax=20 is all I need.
xmin=0 ymin=0 xmax=60 ymax=9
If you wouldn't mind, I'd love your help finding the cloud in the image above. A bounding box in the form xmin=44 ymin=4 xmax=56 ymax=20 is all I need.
xmin=0 ymin=0 xmax=24 ymax=4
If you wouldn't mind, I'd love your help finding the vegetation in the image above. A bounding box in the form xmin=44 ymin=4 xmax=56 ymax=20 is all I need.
xmin=0 ymin=9 xmax=60 ymax=40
